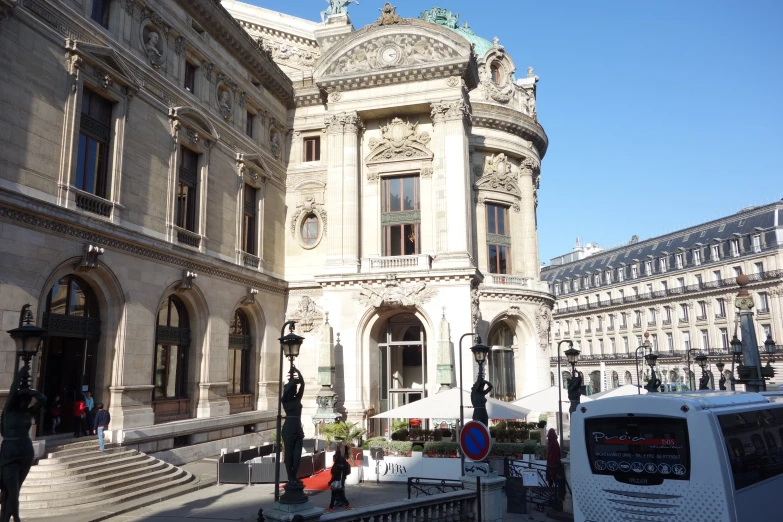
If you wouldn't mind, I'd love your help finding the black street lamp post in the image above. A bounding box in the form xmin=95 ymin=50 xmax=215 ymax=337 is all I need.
xmin=273 ymin=321 xmax=304 ymax=503
xmin=555 ymin=340 xmax=577 ymax=445
xmin=731 ymin=275 xmax=775 ymax=391
xmin=635 ymin=332 xmax=652 ymax=395
xmin=644 ymin=352 xmax=660 ymax=392
xmin=8 ymin=304 xmax=45 ymax=376
xmin=695 ymin=354 xmax=709 ymax=390
xmin=457 ymin=332 xmax=489 ymax=477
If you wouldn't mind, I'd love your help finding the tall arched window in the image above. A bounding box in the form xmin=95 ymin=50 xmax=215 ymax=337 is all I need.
xmin=490 ymin=63 xmax=501 ymax=86
xmin=228 ymin=309 xmax=251 ymax=403
xmin=153 ymin=296 xmax=190 ymax=421
xmin=488 ymin=323 xmax=516 ymax=402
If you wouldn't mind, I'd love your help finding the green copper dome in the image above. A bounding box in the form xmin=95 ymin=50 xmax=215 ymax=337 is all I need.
xmin=418 ymin=7 xmax=493 ymax=57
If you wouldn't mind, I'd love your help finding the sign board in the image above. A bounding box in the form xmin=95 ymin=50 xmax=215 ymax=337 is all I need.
xmin=460 ymin=420 xmax=492 ymax=462
xmin=522 ymin=471 xmax=538 ymax=487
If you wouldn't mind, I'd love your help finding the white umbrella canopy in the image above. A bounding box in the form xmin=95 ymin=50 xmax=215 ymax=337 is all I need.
xmin=371 ymin=387 xmax=531 ymax=420
xmin=589 ymin=384 xmax=647 ymax=400
xmin=513 ymin=386 xmax=593 ymax=413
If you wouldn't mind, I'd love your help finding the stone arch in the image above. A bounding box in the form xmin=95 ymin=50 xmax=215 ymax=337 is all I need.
xmin=589 ymin=370 xmax=601 ymax=394
xmin=355 ymin=305 xmax=435 ymax=424
xmin=624 ymin=371 xmax=633 ymax=385
xmin=229 ymin=294 xmax=267 ymax=411
xmin=153 ymin=280 xmax=210 ymax=420
xmin=611 ymin=371 xmax=619 ymax=389
xmin=35 ymin=252 xmax=126 ymax=408
xmin=486 ymin=309 xmax=541 ymax=398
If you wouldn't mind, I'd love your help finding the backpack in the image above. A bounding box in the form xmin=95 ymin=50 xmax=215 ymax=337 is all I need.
xmin=343 ymin=461 xmax=352 ymax=476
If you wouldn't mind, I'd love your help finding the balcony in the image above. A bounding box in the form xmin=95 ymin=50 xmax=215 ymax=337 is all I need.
xmin=662 ymin=319 xmax=672 ymax=326
xmin=73 ymin=188 xmax=113 ymax=218
xmin=647 ymin=320 xmax=657 ymax=327
xmin=678 ymin=317 xmax=689 ymax=324
xmin=633 ymin=322 xmax=642 ymax=330
xmin=595 ymin=326 xmax=603 ymax=333
xmin=585 ymin=328 xmax=592 ymax=334
xmin=242 ymin=252 xmax=260 ymax=270
xmin=696 ymin=315 xmax=707 ymax=322
xmin=619 ymin=324 xmax=628 ymax=332
xmin=483 ymin=274 xmax=551 ymax=293
xmin=607 ymin=325 xmax=615 ymax=332
xmin=174 ymin=225 xmax=201 ymax=249
xmin=361 ymin=254 xmax=431 ymax=273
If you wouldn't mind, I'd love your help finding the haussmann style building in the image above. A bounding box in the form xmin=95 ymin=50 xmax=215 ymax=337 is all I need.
xmin=0 ymin=0 xmax=554 ymax=467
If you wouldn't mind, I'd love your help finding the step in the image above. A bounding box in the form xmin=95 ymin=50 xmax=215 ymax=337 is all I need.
xmin=37 ymin=448 xmax=135 ymax=467
xmin=44 ymin=438 xmax=100 ymax=452
xmin=20 ymin=466 xmax=188 ymax=508
xmin=20 ymin=471 xmax=199 ymax=517
xmin=21 ymin=459 xmax=170 ymax=493
xmin=45 ymin=444 xmax=118 ymax=460
xmin=24 ymin=453 xmax=153 ymax=481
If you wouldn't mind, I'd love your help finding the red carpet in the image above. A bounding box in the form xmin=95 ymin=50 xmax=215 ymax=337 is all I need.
xmin=278 ymin=469 xmax=333 ymax=492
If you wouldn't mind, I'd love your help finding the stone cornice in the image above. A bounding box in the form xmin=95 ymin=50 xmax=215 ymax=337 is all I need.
xmin=479 ymin=289 xmax=555 ymax=306
xmin=472 ymin=102 xmax=548 ymax=158
xmin=314 ymin=269 xmax=479 ymax=288
xmin=0 ymin=191 xmax=287 ymax=295
xmin=178 ymin=0 xmax=294 ymax=108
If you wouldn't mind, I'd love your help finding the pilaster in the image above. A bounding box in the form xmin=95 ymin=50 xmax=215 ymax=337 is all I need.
xmin=342 ymin=113 xmax=362 ymax=271
xmin=517 ymin=158 xmax=540 ymax=278
xmin=324 ymin=114 xmax=345 ymax=269
xmin=430 ymin=99 xmax=473 ymax=269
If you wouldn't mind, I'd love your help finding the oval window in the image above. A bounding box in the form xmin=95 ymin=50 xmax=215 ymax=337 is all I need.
xmin=301 ymin=213 xmax=319 ymax=246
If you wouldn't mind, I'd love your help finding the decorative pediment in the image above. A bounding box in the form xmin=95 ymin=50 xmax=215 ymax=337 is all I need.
xmin=475 ymin=153 xmax=522 ymax=197
xmin=354 ymin=276 xmax=436 ymax=310
xmin=236 ymin=153 xmax=270 ymax=185
xmin=287 ymin=296 xmax=324 ymax=333
xmin=365 ymin=118 xmax=433 ymax=165
xmin=65 ymin=40 xmax=140 ymax=89
xmin=168 ymin=107 xmax=220 ymax=145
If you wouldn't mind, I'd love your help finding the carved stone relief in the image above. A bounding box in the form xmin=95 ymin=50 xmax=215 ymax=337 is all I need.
xmin=287 ymin=296 xmax=323 ymax=333
xmin=535 ymin=304 xmax=552 ymax=350
xmin=290 ymin=196 xmax=327 ymax=237
xmin=355 ymin=275 xmax=436 ymax=309
xmin=373 ymin=3 xmax=411 ymax=26
xmin=365 ymin=118 xmax=432 ymax=164
xmin=325 ymin=33 xmax=459 ymax=76
xmin=74 ymin=244 xmax=105 ymax=272
xmin=475 ymin=153 xmax=522 ymax=197
xmin=140 ymin=9 xmax=169 ymax=69
xmin=430 ymin=99 xmax=471 ymax=124
xmin=258 ymin=38 xmax=319 ymax=68
xmin=269 ymin=129 xmax=281 ymax=159
xmin=471 ymin=278 xmax=481 ymax=330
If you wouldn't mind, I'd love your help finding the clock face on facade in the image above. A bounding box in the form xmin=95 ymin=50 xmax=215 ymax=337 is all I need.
xmin=380 ymin=45 xmax=401 ymax=65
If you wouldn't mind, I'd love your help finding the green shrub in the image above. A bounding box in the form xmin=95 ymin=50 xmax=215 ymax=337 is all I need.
xmin=529 ymin=430 xmax=542 ymax=443
xmin=489 ymin=443 xmax=533 ymax=457
xmin=535 ymin=444 xmax=547 ymax=460
xmin=359 ymin=437 xmax=412 ymax=455
xmin=537 ymin=420 xmax=547 ymax=429
xmin=391 ymin=429 xmax=409 ymax=441
xmin=423 ymin=441 xmax=460 ymax=457
xmin=362 ymin=436 xmax=387 ymax=450
xmin=412 ymin=445 xmax=424 ymax=452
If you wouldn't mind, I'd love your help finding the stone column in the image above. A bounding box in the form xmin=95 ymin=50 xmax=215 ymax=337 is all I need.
xmin=517 ymin=158 xmax=540 ymax=278
xmin=324 ymin=114 xmax=345 ymax=269
xmin=461 ymin=475 xmax=506 ymax=522
xmin=313 ymin=314 xmax=339 ymax=424
xmin=342 ymin=112 xmax=362 ymax=272
xmin=430 ymin=99 xmax=472 ymax=269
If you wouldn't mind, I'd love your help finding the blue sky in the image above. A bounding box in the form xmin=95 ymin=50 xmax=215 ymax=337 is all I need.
xmin=245 ymin=0 xmax=783 ymax=263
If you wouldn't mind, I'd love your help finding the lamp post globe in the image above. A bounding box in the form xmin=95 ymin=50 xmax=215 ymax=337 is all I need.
xmin=7 ymin=304 xmax=45 ymax=371
xmin=764 ymin=334 xmax=776 ymax=356
xmin=695 ymin=354 xmax=708 ymax=370
xmin=564 ymin=347 xmax=580 ymax=372
xmin=470 ymin=339 xmax=490 ymax=364
xmin=645 ymin=352 xmax=658 ymax=369
xmin=716 ymin=361 xmax=725 ymax=372
xmin=280 ymin=328 xmax=304 ymax=363
xmin=730 ymin=335 xmax=743 ymax=357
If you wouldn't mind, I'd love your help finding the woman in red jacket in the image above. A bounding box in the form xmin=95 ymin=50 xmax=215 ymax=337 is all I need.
xmin=73 ymin=396 xmax=87 ymax=437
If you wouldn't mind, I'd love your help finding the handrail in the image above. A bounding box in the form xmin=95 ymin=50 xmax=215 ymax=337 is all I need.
xmin=320 ymin=489 xmax=477 ymax=522
xmin=407 ymin=477 xmax=465 ymax=499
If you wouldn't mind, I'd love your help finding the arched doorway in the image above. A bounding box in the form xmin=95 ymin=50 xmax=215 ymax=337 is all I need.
xmin=624 ymin=371 xmax=633 ymax=386
xmin=152 ymin=295 xmax=191 ymax=423
xmin=376 ymin=313 xmax=426 ymax=435
xmin=40 ymin=275 xmax=100 ymax=435
xmin=588 ymin=371 xmax=601 ymax=395
xmin=228 ymin=309 xmax=252 ymax=414
xmin=488 ymin=323 xmax=516 ymax=402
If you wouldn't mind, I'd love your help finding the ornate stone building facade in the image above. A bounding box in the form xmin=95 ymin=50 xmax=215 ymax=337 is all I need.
xmin=0 ymin=0 xmax=551 ymax=458
xmin=543 ymin=203 xmax=783 ymax=394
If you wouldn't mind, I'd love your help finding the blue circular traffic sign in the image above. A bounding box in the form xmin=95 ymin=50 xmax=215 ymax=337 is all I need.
xmin=460 ymin=420 xmax=492 ymax=461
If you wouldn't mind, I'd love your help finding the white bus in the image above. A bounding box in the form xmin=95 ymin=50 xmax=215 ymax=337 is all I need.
xmin=571 ymin=392 xmax=783 ymax=522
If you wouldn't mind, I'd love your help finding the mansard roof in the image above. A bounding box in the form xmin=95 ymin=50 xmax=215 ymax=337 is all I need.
xmin=541 ymin=202 xmax=782 ymax=283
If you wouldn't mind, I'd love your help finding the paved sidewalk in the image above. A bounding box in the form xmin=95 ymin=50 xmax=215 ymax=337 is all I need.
xmin=97 ymin=459 xmax=567 ymax=522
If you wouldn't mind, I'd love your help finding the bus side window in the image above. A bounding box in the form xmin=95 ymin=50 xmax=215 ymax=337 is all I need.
xmin=719 ymin=407 xmax=783 ymax=490
xmin=728 ymin=438 xmax=744 ymax=458
xmin=765 ymin=431 xmax=778 ymax=450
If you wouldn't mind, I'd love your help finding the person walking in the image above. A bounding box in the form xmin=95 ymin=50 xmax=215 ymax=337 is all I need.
xmin=93 ymin=403 xmax=110 ymax=451
xmin=49 ymin=394 xmax=62 ymax=434
xmin=326 ymin=453 xmax=350 ymax=511
xmin=72 ymin=394 xmax=87 ymax=437
xmin=84 ymin=390 xmax=95 ymax=435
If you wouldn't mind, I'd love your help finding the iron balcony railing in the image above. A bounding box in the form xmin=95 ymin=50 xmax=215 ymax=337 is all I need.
xmin=550 ymin=345 xmax=783 ymax=363
xmin=553 ymin=269 xmax=783 ymax=316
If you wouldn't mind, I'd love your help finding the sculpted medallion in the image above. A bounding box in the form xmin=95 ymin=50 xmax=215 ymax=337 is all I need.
xmin=355 ymin=276 xmax=436 ymax=309
xmin=475 ymin=153 xmax=522 ymax=197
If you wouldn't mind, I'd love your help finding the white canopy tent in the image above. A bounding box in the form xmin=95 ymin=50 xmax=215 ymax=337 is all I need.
xmin=588 ymin=384 xmax=647 ymax=399
xmin=512 ymin=386 xmax=593 ymax=413
xmin=371 ymin=387 xmax=531 ymax=421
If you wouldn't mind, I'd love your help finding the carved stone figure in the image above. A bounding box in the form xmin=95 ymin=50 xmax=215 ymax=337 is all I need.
xmin=536 ymin=305 xmax=552 ymax=351
xmin=470 ymin=280 xmax=481 ymax=331
xmin=471 ymin=377 xmax=493 ymax=426
xmin=218 ymin=90 xmax=232 ymax=119
xmin=260 ymin=38 xmax=318 ymax=68
xmin=280 ymin=368 xmax=306 ymax=503
xmin=270 ymin=132 xmax=281 ymax=159
xmin=374 ymin=3 xmax=409 ymax=26
xmin=0 ymin=363 xmax=47 ymax=522
xmin=355 ymin=276 xmax=436 ymax=309
xmin=566 ymin=370 xmax=583 ymax=414
xmin=645 ymin=370 xmax=661 ymax=393
xmin=321 ymin=0 xmax=358 ymax=22
xmin=419 ymin=7 xmax=459 ymax=29
xmin=145 ymin=31 xmax=162 ymax=59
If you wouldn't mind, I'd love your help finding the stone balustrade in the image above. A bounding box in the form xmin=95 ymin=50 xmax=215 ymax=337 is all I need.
xmin=361 ymin=254 xmax=432 ymax=273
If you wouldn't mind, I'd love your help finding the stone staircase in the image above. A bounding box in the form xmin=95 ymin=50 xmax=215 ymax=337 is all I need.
xmin=20 ymin=439 xmax=200 ymax=519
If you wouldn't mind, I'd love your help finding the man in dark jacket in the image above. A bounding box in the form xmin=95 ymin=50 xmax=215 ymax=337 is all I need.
xmin=94 ymin=403 xmax=110 ymax=451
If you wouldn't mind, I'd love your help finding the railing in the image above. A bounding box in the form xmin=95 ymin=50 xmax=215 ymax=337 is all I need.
xmin=74 ymin=189 xmax=112 ymax=217
xmin=696 ymin=315 xmax=707 ymax=322
xmin=506 ymin=459 xmax=567 ymax=513
xmin=551 ymin=345 xmax=783 ymax=363
xmin=552 ymin=269 xmax=783 ymax=316
xmin=361 ymin=254 xmax=431 ymax=273
xmin=174 ymin=226 xmax=201 ymax=248
xmin=242 ymin=252 xmax=260 ymax=269
xmin=647 ymin=321 xmax=657 ymax=327
xmin=321 ymin=489 xmax=477 ymax=522
xmin=407 ymin=478 xmax=465 ymax=499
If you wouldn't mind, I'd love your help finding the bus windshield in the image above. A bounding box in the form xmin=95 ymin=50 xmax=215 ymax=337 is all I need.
xmin=584 ymin=416 xmax=690 ymax=486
